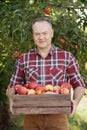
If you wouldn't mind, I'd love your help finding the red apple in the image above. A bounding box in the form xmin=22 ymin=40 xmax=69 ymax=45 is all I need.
xmin=45 ymin=84 xmax=54 ymax=92
xmin=28 ymin=82 xmax=38 ymax=89
xmin=60 ymin=38 xmax=67 ymax=46
xmin=27 ymin=89 xmax=36 ymax=95
xmin=44 ymin=8 xmax=51 ymax=15
xmin=24 ymin=83 xmax=29 ymax=89
xmin=14 ymin=84 xmax=23 ymax=93
xmin=74 ymin=45 xmax=78 ymax=50
xmin=53 ymin=86 xmax=60 ymax=94
xmin=35 ymin=84 xmax=45 ymax=94
xmin=17 ymin=86 xmax=28 ymax=95
xmin=12 ymin=51 xmax=20 ymax=59
xmin=61 ymin=82 xmax=72 ymax=91
xmin=60 ymin=87 xmax=69 ymax=94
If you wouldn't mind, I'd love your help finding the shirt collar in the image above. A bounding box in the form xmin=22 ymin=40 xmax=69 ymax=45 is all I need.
xmin=35 ymin=44 xmax=56 ymax=56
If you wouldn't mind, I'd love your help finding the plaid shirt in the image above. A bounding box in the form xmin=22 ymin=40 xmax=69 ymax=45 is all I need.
xmin=9 ymin=45 xmax=85 ymax=88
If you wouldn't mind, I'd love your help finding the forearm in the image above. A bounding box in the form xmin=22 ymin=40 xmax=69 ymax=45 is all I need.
xmin=6 ymin=86 xmax=15 ymax=98
xmin=73 ymin=86 xmax=85 ymax=105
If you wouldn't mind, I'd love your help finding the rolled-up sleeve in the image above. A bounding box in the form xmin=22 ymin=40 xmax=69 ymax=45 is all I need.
xmin=67 ymin=54 xmax=85 ymax=88
xmin=8 ymin=55 xmax=25 ymax=87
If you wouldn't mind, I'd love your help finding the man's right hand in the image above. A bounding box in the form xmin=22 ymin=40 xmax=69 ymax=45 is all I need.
xmin=6 ymin=87 xmax=16 ymax=114
xmin=6 ymin=87 xmax=15 ymax=98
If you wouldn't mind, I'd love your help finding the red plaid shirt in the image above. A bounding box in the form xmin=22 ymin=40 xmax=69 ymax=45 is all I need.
xmin=9 ymin=45 xmax=85 ymax=88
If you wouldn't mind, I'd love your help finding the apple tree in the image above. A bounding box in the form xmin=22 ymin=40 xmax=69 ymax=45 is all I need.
xmin=0 ymin=0 xmax=87 ymax=129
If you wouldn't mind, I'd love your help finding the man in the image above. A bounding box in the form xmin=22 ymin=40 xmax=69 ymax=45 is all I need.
xmin=7 ymin=17 xmax=85 ymax=130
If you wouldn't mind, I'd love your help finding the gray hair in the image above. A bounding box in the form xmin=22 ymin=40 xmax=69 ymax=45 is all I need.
xmin=32 ymin=17 xmax=53 ymax=29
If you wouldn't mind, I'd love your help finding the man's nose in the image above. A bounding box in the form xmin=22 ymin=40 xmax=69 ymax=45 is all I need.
xmin=39 ymin=34 xmax=44 ymax=39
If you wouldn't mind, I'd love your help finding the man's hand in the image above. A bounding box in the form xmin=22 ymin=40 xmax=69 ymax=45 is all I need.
xmin=6 ymin=87 xmax=15 ymax=98
xmin=6 ymin=87 xmax=15 ymax=114
xmin=70 ymin=100 xmax=77 ymax=116
xmin=70 ymin=87 xmax=85 ymax=116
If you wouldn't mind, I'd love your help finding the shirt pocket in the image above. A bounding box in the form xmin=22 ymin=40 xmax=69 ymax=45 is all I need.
xmin=24 ymin=67 xmax=39 ymax=82
xmin=50 ymin=67 xmax=64 ymax=84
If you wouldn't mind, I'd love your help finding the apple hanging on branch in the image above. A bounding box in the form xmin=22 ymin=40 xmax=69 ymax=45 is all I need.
xmin=60 ymin=38 xmax=67 ymax=46
xmin=44 ymin=8 xmax=51 ymax=15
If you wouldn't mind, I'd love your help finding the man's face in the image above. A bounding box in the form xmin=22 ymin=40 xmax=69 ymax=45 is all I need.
xmin=32 ymin=21 xmax=54 ymax=49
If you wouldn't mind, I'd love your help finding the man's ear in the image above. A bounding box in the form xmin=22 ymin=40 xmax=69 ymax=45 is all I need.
xmin=51 ymin=29 xmax=54 ymax=38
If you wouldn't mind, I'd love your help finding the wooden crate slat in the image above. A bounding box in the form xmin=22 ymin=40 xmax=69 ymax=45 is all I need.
xmin=12 ymin=94 xmax=71 ymax=101
xmin=12 ymin=107 xmax=71 ymax=114
xmin=12 ymin=100 xmax=71 ymax=107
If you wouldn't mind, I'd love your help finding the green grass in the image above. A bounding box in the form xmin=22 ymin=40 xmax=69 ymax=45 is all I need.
xmin=8 ymin=115 xmax=23 ymax=130
xmin=68 ymin=94 xmax=87 ymax=130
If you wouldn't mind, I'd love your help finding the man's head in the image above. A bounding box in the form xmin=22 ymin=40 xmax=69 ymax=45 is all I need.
xmin=32 ymin=17 xmax=53 ymax=30
xmin=32 ymin=17 xmax=54 ymax=50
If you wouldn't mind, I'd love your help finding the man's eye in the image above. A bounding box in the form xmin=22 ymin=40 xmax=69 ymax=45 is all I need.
xmin=35 ymin=33 xmax=40 ymax=36
xmin=43 ymin=32 xmax=48 ymax=35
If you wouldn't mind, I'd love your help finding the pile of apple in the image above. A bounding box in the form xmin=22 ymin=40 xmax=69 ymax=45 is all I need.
xmin=14 ymin=82 xmax=72 ymax=95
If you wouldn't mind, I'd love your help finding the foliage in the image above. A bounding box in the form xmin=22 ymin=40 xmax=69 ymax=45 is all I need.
xmin=0 ymin=0 xmax=87 ymax=129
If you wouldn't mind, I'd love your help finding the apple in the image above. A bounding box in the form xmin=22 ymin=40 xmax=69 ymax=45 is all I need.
xmin=60 ymin=82 xmax=72 ymax=91
xmin=27 ymin=89 xmax=36 ymax=95
xmin=12 ymin=51 xmax=20 ymax=59
xmin=24 ymin=83 xmax=29 ymax=89
xmin=60 ymin=87 xmax=69 ymax=94
xmin=28 ymin=82 xmax=38 ymax=89
xmin=60 ymin=38 xmax=67 ymax=46
xmin=44 ymin=8 xmax=51 ymax=14
xmin=17 ymin=86 xmax=28 ymax=95
xmin=53 ymin=86 xmax=60 ymax=94
xmin=35 ymin=84 xmax=45 ymax=94
xmin=74 ymin=45 xmax=78 ymax=50
xmin=14 ymin=84 xmax=23 ymax=93
xmin=45 ymin=84 xmax=54 ymax=92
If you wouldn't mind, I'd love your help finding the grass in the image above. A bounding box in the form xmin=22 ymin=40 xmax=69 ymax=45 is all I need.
xmin=9 ymin=115 xmax=24 ymax=130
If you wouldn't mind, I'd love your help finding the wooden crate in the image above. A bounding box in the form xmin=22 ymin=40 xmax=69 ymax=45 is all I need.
xmin=10 ymin=93 xmax=71 ymax=115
